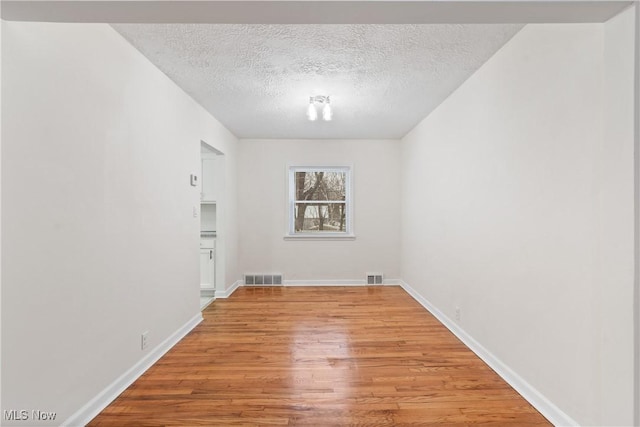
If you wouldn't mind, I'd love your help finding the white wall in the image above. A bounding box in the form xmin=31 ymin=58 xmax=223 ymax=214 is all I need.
xmin=1 ymin=22 xmax=238 ymax=424
xmin=633 ymin=7 xmax=640 ymax=424
xmin=238 ymin=139 xmax=401 ymax=282
xmin=0 ymin=13 xmax=4 ymax=416
xmin=601 ymin=7 xmax=636 ymax=424
xmin=401 ymin=18 xmax=635 ymax=426
xmin=634 ymin=3 xmax=640 ymax=425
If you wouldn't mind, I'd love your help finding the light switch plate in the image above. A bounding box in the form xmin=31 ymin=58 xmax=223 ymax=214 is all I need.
xmin=190 ymin=174 xmax=198 ymax=186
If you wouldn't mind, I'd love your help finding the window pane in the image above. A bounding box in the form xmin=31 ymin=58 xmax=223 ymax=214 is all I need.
xmin=295 ymin=171 xmax=346 ymax=202
xmin=294 ymin=202 xmax=346 ymax=232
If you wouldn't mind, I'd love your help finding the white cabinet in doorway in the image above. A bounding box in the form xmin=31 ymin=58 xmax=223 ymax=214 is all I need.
xmin=200 ymin=240 xmax=216 ymax=297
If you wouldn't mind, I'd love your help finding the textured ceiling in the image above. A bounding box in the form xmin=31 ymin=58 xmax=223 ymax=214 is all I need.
xmin=113 ymin=24 xmax=523 ymax=139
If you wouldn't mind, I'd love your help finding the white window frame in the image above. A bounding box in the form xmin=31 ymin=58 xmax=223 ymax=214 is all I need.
xmin=285 ymin=166 xmax=354 ymax=240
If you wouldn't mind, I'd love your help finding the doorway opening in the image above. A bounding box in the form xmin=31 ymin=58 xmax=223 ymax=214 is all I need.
xmin=200 ymin=142 xmax=224 ymax=309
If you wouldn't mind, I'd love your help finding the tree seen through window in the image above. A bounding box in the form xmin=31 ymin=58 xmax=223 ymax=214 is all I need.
xmin=294 ymin=171 xmax=347 ymax=232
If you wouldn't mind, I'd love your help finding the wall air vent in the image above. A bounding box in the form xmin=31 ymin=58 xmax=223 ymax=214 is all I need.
xmin=244 ymin=274 xmax=283 ymax=286
xmin=366 ymin=273 xmax=384 ymax=285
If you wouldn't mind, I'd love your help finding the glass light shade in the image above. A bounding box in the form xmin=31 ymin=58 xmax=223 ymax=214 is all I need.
xmin=307 ymin=102 xmax=318 ymax=121
xmin=322 ymin=103 xmax=332 ymax=121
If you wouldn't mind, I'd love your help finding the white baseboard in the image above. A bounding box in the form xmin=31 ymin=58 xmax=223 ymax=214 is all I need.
xmin=399 ymin=280 xmax=578 ymax=427
xmin=281 ymin=279 xmax=403 ymax=286
xmin=63 ymin=313 xmax=203 ymax=427
xmin=239 ymin=279 xmax=402 ymax=286
xmin=216 ymin=279 xmax=242 ymax=298
xmin=200 ymin=296 xmax=215 ymax=310
xmin=282 ymin=279 xmax=366 ymax=286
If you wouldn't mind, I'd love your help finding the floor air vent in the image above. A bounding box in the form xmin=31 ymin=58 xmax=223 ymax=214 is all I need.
xmin=244 ymin=274 xmax=283 ymax=286
xmin=366 ymin=273 xmax=384 ymax=285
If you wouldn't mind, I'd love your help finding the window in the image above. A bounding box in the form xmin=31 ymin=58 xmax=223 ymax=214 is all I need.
xmin=287 ymin=166 xmax=353 ymax=238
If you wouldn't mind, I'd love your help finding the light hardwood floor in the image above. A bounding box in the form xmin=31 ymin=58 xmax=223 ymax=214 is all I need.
xmin=90 ymin=286 xmax=551 ymax=426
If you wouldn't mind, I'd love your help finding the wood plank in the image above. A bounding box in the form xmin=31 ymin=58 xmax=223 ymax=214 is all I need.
xmin=89 ymin=286 xmax=551 ymax=426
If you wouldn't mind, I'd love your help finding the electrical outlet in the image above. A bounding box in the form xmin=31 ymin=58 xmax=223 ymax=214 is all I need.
xmin=455 ymin=307 xmax=461 ymax=321
xmin=193 ymin=206 xmax=198 ymax=218
xmin=141 ymin=331 xmax=149 ymax=350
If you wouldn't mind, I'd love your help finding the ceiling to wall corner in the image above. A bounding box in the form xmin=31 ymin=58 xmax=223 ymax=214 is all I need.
xmin=112 ymin=23 xmax=523 ymax=139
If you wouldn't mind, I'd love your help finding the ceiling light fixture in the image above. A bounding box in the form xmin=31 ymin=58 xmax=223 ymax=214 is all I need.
xmin=307 ymin=95 xmax=332 ymax=121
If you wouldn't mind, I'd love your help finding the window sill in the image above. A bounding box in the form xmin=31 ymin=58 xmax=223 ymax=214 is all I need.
xmin=284 ymin=233 xmax=356 ymax=241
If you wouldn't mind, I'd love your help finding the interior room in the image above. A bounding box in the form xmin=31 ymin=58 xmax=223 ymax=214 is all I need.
xmin=1 ymin=1 xmax=638 ymax=426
